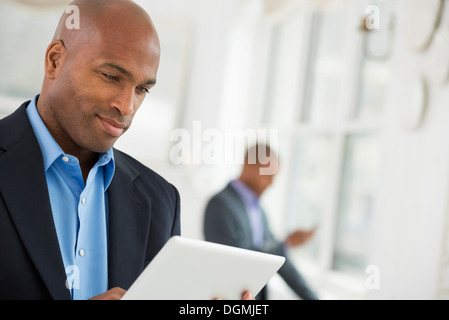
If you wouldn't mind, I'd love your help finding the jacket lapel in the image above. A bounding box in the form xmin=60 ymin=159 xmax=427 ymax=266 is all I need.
xmin=107 ymin=150 xmax=152 ymax=290
xmin=0 ymin=104 xmax=70 ymax=300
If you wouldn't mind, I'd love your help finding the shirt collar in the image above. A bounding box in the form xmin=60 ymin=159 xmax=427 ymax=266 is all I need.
xmin=97 ymin=149 xmax=115 ymax=190
xmin=26 ymin=95 xmax=115 ymax=189
xmin=230 ymin=179 xmax=259 ymax=206
xmin=26 ymin=95 xmax=64 ymax=171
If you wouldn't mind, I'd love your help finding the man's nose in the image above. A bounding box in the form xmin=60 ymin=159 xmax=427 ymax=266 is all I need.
xmin=111 ymin=87 xmax=135 ymax=116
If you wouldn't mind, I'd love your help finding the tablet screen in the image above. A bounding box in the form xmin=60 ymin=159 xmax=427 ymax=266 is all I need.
xmin=121 ymin=236 xmax=285 ymax=300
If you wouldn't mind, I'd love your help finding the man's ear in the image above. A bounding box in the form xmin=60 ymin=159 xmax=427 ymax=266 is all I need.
xmin=44 ymin=40 xmax=66 ymax=79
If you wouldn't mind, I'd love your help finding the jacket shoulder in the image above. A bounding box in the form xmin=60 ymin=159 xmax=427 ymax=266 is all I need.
xmin=205 ymin=183 xmax=244 ymax=216
xmin=113 ymin=149 xmax=172 ymax=184
xmin=208 ymin=183 xmax=239 ymax=204
xmin=111 ymin=149 xmax=181 ymax=236
xmin=112 ymin=149 xmax=179 ymax=202
xmin=0 ymin=102 xmax=32 ymax=153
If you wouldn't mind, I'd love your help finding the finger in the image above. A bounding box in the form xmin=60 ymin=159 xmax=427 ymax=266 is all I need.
xmin=242 ymin=291 xmax=255 ymax=300
xmin=89 ymin=287 xmax=126 ymax=300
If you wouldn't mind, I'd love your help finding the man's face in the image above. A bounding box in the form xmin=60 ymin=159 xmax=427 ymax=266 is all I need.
xmin=246 ymin=158 xmax=279 ymax=196
xmin=46 ymin=21 xmax=160 ymax=154
xmin=253 ymin=171 xmax=276 ymax=196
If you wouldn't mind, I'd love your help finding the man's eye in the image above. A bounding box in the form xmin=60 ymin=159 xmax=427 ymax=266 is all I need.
xmin=102 ymin=73 xmax=119 ymax=81
xmin=137 ymin=87 xmax=150 ymax=95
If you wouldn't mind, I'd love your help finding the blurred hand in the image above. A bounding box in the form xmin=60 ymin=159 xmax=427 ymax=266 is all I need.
xmin=92 ymin=288 xmax=255 ymax=301
xmin=89 ymin=287 xmax=126 ymax=300
xmin=285 ymin=228 xmax=316 ymax=247
xmin=214 ymin=291 xmax=255 ymax=300
xmin=242 ymin=291 xmax=255 ymax=300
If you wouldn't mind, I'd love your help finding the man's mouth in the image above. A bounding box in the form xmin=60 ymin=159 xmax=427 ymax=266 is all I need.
xmin=98 ymin=116 xmax=126 ymax=137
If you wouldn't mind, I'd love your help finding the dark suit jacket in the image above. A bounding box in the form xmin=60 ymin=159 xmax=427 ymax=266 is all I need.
xmin=204 ymin=183 xmax=318 ymax=300
xmin=0 ymin=102 xmax=181 ymax=300
xmin=204 ymin=183 xmax=285 ymax=256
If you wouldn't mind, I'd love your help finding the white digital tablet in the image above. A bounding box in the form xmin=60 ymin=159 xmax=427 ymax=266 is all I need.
xmin=121 ymin=236 xmax=285 ymax=300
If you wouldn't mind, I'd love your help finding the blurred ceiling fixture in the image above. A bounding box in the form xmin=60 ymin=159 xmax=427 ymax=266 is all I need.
xmin=9 ymin=0 xmax=69 ymax=8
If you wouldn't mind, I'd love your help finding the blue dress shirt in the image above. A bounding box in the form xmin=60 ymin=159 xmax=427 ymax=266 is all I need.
xmin=26 ymin=95 xmax=115 ymax=300
xmin=230 ymin=179 xmax=265 ymax=248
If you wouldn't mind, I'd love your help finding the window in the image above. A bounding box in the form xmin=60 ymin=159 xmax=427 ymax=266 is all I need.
xmin=333 ymin=133 xmax=380 ymax=276
xmin=262 ymin=10 xmax=306 ymax=125
xmin=301 ymin=7 xmax=349 ymax=126
xmin=284 ymin=135 xmax=335 ymax=261
xmin=0 ymin=2 xmax=64 ymax=115
xmin=260 ymin=0 xmax=396 ymax=297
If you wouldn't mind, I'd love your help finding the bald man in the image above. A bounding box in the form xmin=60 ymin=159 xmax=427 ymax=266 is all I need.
xmin=0 ymin=0 xmax=177 ymax=300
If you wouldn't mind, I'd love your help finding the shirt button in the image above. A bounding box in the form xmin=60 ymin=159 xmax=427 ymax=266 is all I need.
xmin=81 ymin=197 xmax=86 ymax=204
xmin=62 ymin=156 xmax=69 ymax=163
xmin=79 ymin=249 xmax=85 ymax=257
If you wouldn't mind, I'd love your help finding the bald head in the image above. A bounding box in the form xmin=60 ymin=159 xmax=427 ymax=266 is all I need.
xmin=52 ymin=0 xmax=159 ymax=56
xmin=37 ymin=0 xmax=161 ymax=169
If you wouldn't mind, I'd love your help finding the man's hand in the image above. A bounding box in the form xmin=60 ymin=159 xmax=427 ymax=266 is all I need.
xmin=90 ymin=288 xmax=254 ymax=300
xmin=242 ymin=291 xmax=255 ymax=300
xmin=89 ymin=287 xmax=126 ymax=300
xmin=214 ymin=291 xmax=255 ymax=300
xmin=285 ymin=228 xmax=317 ymax=247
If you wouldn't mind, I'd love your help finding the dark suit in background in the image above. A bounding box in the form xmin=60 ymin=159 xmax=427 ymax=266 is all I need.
xmin=204 ymin=183 xmax=318 ymax=300
xmin=0 ymin=102 xmax=181 ymax=299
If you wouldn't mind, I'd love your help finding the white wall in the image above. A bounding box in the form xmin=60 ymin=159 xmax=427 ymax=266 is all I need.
xmin=367 ymin=0 xmax=449 ymax=299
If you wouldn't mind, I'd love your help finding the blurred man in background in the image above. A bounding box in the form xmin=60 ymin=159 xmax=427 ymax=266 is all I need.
xmin=204 ymin=144 xmax=319 ymax=300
